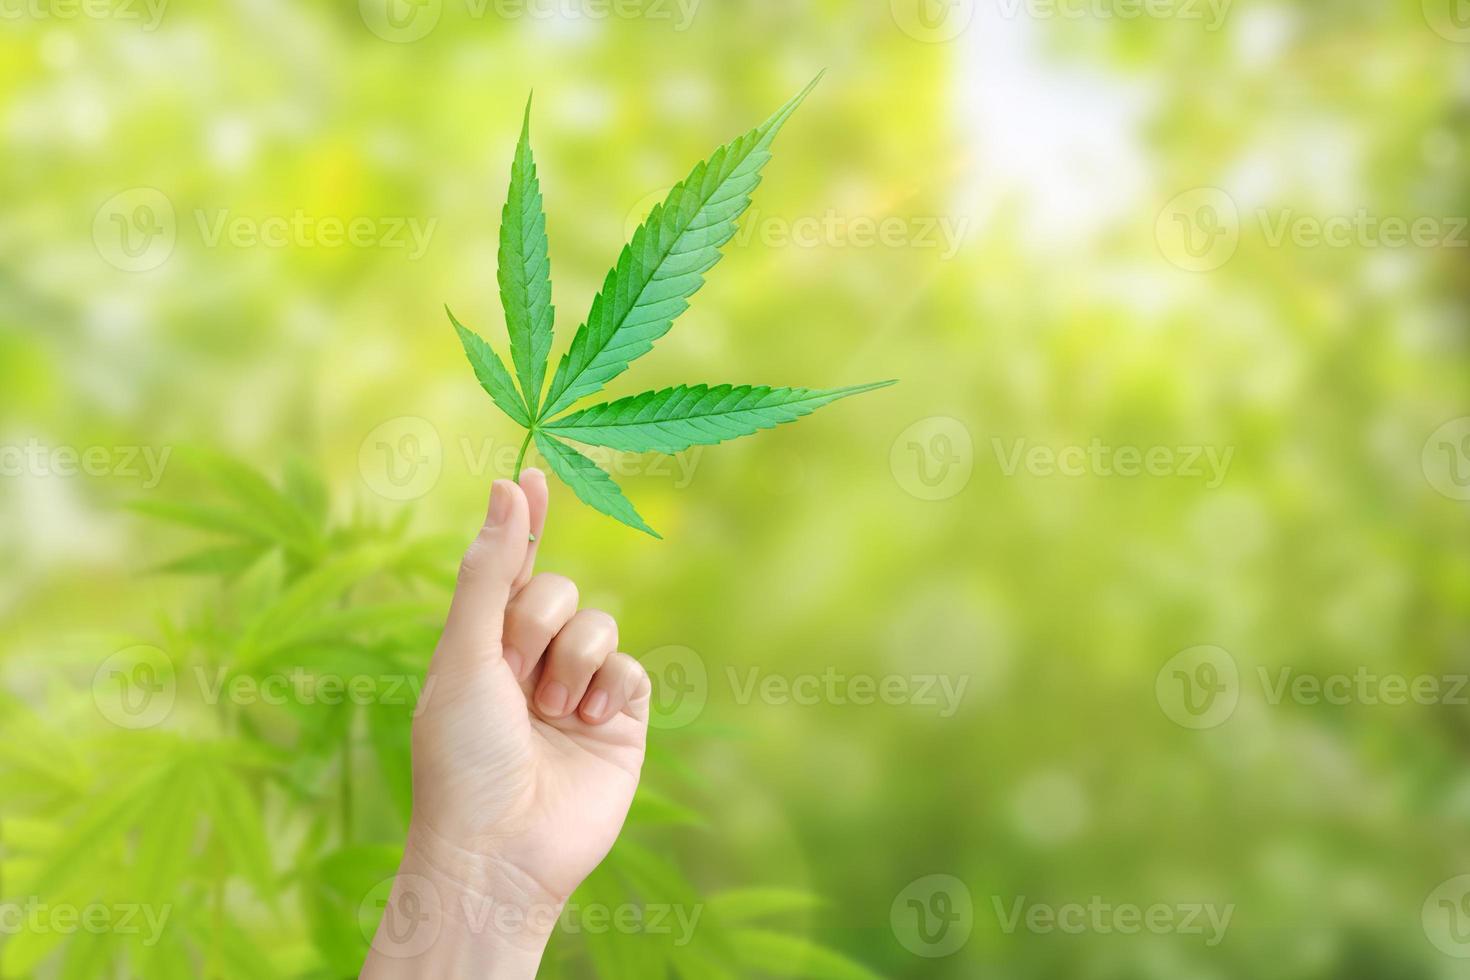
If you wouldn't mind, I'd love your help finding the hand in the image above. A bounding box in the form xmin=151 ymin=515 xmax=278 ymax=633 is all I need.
xmin=362 ymin=471 xmax=651 ymax=977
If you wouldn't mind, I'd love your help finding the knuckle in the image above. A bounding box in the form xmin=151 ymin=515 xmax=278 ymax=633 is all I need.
xmin=527 ymin=607 xmax=566 ymax=637
xmin=580 ymin=608 xmax=619 ymax=642
xmin=551 ymin=636 xmax=610 ymax=674
xmin=532 ymin=572 xmax=579 ymax=610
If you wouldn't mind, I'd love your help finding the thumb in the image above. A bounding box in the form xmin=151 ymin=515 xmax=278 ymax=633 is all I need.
xmin=440 ymin=479 xmax=530 ymax=663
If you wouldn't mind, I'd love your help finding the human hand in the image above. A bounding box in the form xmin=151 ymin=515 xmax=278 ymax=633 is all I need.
xmin=362 ymin=471 xmax=651 ymax=977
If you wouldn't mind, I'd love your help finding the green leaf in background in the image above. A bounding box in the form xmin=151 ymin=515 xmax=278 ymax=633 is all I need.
xmin=539 ymin=74 xmax=823 ymax=419
xmin=546 ymin=381 xmax=897 ymax=454
xmin=534 ymin=431 xmax=660 ymax=538
xmin=707 ymin=887 xmax=825 ymax=924
xmin=499 ymin=95 xmax=556 ymax=418
xmin=450 ymin=74 xmax=894 ymax=536
xmin=448 ymin=305 xmax=531 ymax=427
xmin=727 ymin=929 xmax=885 ymax=980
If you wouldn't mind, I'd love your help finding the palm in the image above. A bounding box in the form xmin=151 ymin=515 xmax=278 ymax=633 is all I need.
xmin=417 ymin=652 xmax=645 ymax=898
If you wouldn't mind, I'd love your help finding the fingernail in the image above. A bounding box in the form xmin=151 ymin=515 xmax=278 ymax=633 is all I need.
xmin=538 ymin=681 xmax=569 ymax=717
xmin=583 ymin=690 xmax=609 ymax=721
xmin=488 ymin=480 xmax=513 ymax=526
xmin=503 ymin=649 xmax=523 ymax=679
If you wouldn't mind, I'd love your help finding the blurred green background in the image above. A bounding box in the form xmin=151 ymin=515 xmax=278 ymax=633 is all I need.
xmin=3 ymin=0 xmax=1470 ymax=976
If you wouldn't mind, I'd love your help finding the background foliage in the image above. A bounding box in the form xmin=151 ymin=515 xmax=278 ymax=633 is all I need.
xmin=2 ymin=0 xmax=1469 ymax=977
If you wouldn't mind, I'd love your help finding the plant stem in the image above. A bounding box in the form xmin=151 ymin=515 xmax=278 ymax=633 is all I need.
xmin=513 ymin=429 xmax=538 ymax=541
xmin=513 ymin=428 xmax=534 ymax=481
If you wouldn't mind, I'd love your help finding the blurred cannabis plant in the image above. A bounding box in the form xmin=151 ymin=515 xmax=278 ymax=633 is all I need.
xmin=0 ymin=452 xmax=877 ymax=979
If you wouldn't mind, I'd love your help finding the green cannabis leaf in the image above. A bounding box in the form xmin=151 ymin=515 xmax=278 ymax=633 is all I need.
xmin=450 ymin=76 xmax=895 ymax=537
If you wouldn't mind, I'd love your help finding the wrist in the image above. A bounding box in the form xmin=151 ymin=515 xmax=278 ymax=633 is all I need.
xmin=360 ymin=823 xmax=566 ymax=978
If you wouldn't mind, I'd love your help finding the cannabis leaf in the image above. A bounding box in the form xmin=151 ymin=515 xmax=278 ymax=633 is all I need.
xmin=449 ymin=74 xmax=895 ymax=537
xmin=498 ymin=96 xmax=555 ymax=417
xmin=545 ymin=382 xmax=896 ymax=454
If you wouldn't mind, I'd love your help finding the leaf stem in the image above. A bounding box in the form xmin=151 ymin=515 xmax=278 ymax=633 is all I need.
xmin=513 ymin=427 xmax=534 ymax=482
